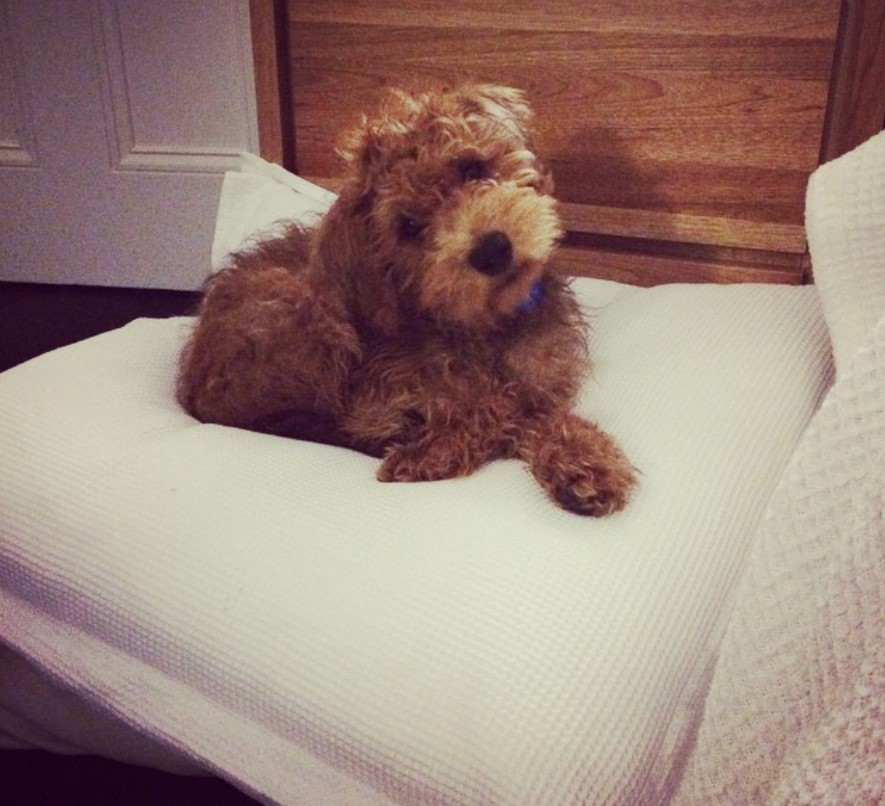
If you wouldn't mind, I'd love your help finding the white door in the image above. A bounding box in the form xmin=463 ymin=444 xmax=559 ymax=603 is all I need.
xmin=0 ymin=0 xmax=258 ymax=290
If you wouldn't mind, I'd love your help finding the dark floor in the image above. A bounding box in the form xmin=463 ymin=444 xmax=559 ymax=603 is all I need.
xmin=0 ymin=751 xmax=261 ymax=806
xmin=0 ymin=281 xmax=200 ymax=373
xmin=0 ymin=281 xmax=262 ymax=805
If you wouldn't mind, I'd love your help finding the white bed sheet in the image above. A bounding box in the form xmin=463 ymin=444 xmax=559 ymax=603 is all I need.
xmin=0 ymin=159 xmax=834 ymax=804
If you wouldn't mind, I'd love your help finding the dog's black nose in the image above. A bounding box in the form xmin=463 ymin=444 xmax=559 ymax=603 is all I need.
xmin=468 ymin=231 xmax=513 ymax=276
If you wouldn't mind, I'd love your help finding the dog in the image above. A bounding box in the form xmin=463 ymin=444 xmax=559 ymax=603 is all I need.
xmin=177 ymin=84 xmax=636 ymax=515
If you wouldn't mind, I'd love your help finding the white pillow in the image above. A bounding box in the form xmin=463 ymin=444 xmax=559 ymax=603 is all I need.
xmin=806 ymin=129 xmax=885 ymax=378
xmin=0 ymin=158 xmax=834 ymax=805
xmin=211 ymin=153 xmax=335 ymax=269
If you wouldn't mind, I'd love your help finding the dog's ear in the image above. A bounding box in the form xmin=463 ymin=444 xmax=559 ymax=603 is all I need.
xmin=460 ymin=84 xmax=533 ymax=143
xmin=337 ymin=116 xmax=384 ymax=189
xmin=313 ymin=191 xmax=403 ymax=337
xmin=336 ymin=88 xmax=420 ymax=183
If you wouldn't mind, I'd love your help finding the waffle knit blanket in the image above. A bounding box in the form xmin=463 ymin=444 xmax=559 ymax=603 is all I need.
xmin=674 ymin=130 xmax=885 ymax=805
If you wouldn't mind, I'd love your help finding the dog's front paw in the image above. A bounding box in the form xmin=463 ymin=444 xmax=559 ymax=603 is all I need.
xmin=541 ymin=458 xmax=636 ymax=517
xmin=527 ymin=415 xmax=637 ymax=516
xmin=377 ymin=438 xmax=478 ymax=483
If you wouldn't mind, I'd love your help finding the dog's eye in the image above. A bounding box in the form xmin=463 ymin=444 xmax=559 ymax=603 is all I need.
xmin=398 ymin=215 xmax=425 ymax=242
xmin=459 ymin=159 xmax=488 ymax=184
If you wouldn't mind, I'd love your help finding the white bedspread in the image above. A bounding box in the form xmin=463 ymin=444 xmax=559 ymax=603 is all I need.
xmin=675 ymin=131 xmax=885 ymax=803
xmin=675 ymin=311 xmax=885 ymax=805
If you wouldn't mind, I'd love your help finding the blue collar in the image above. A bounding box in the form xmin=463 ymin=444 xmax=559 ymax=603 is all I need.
xmin=516 ymin=279 xmax=545 ymax=315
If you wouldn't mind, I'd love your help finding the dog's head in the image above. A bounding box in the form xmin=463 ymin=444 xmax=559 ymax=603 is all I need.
xmin=325 ymin=85 xmax=562 ymax=334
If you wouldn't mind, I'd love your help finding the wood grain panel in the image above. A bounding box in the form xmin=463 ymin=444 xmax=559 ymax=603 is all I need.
xmin=249 ymin=0 xmax=285 ymax=166
xmin=260 ymin=0 xmax=885 ymax=284
xmin=560 ymin=204 xmax=806 ymax=254
xmin=286 ymin=2 xmax=840 ymax=220
xmin=819 ymin=0 xmax=885 ymax=161
xmin=556 ymin=243 xmax=801 ymax=287
xmin=288 ymin=0 xmax=840 ymax=39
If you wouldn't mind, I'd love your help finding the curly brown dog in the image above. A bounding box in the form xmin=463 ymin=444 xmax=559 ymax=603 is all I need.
xmin=177 ymin=85 xmax=636 ymax=515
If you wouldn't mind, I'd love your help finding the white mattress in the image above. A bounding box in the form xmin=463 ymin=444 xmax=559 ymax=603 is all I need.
xmin=0 ymin=158 xmax=835 ymax=804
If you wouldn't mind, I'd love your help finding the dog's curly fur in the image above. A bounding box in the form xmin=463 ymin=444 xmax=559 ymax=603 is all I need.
xmin=177 ymin=85 xmax=636 ymax=515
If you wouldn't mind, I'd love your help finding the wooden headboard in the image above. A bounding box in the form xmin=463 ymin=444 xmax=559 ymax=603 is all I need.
xmin=249 ymin=0 xmax=885 ymax=286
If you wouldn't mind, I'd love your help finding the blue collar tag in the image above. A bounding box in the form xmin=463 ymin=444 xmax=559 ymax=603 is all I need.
xmin=516 ymin=279 xmax=545 ymax=315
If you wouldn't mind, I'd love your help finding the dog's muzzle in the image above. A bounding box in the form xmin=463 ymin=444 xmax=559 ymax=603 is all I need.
xmin=468 ymin=230 xmax=514 ymax=276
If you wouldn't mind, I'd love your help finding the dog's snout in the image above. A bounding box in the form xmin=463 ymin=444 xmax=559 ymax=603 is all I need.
xmin=468 ymin=231 xmax=513 ymax=276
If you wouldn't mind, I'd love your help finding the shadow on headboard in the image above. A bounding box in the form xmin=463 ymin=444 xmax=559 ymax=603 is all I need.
xmin=249 ymin=0 xmax=885 ymax=286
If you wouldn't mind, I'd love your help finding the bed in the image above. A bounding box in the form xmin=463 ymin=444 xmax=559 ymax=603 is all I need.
xmin=2 ymin=3 xmax=884 ymax=804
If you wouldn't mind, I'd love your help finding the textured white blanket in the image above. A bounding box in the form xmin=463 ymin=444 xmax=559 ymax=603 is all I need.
xmin=674 ymin=131 xmax=885 ymax=804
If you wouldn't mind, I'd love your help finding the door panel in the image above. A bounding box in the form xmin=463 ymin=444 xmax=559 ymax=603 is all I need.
xmin=0 ymin=0 xmax=258 ymax=290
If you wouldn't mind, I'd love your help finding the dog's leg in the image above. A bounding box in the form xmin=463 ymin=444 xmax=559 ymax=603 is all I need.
xmin=343 ymin=388 xmax=508 ymax=482
xmin=346 ymin=405 xmax=500 ymax=482
xmin=376 ymin=428 xmax=494 ymax=482
xmin=177 ymin=266 xmax=359 ymax=438
xmin=521 ymin=413 xmax=637 ymax=516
